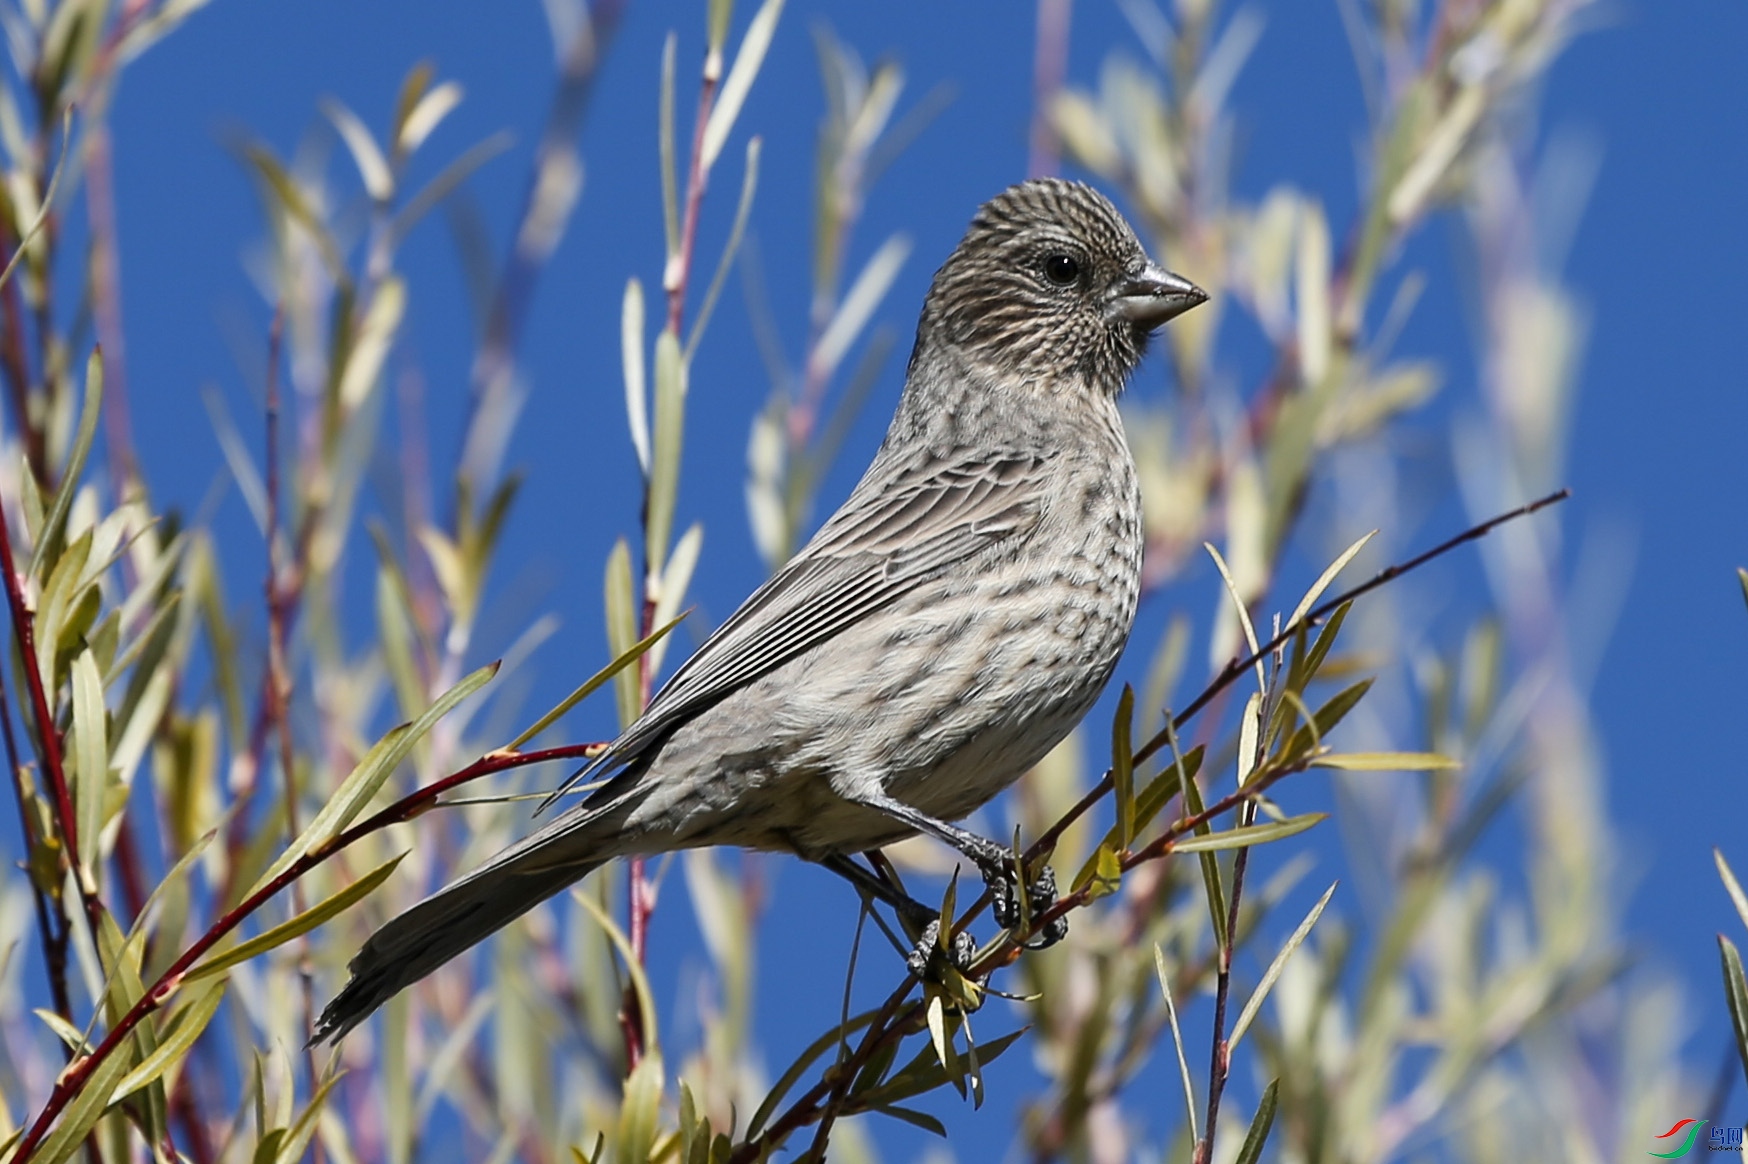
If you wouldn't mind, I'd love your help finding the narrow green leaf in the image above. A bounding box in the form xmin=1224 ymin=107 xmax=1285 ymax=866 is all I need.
xmin=273 ymin=1069 xmax=345 ymax=1164
xmin=615 ymin=1052 xmax=665 ymax=1164
xmin=572 ymin=886 xmax=660 ymax=1054
xmin=390 ymin=61 xmax=435 ymax=150
xmin=604 ymin=538 xmax=640 ymax=731
xmin=1229 ymin=881 xmax=1337 ymax=1050
xmin=700 ymin=0 xmax=785 ymax=171
xmin=123 ymin=826 xmax=218 ymax=961
xmin=857 ymin=1027 xmax=1027 ymax=1107
xmin=105 ymin=592 xmax=180 ymax=691
xmin=397 ymin=79 xmax=463 ymax=156
xmin=685 ymin=135 xmax=761 ymax=361
xmin=1302 ymin=601 xmax=1351 ymax=680
xmin=1722 ymin=937 xmax=1748 ymax=1091
xmin=1112 ymin=685 xmax=1135 ymax=849
xmin=1284 ymin=679 xmax=1374 ymax=760
xmin=1126 ymin=745 xmax=1205 ymax=845
xmin=649 ymin=524 xmax=703 ymax=677
xmin=70 ymin=650 xmax=108 ymax=885
xmin=238 ymin=143 xmax=348 ymax=284
xmin=0 ymin=104 xmax=71 ymax=301
xmin=1718 ymin=850 xmax=1748 ymax=932
xmin=849 ymin=1039 xmax=900 ymax=1100
xmin=677 ymin=1081 xmax=700 ymax=1164
xmin=468 ymin=474 xmax=522 ymax=571
xmin=1205 ymin=540 xmax=1265 ymax=691
xmin=1312 ymin=751 xmax=1458 ymax=772
xmin=1164 ymin=714 xmax=1227 ymax=950
xmin=34 ymin=530 xmax=91 ymax=686
xmin=1232 ymin=1079 xmax=1280 ymax=1164
xmin=659 ymin=34 xmax=678 ymax=259
xmin=509 ymin=611 xmax=685 ymax=751
xmin=33 ymin=1046 xmax=132 ymax=1164
xmin=17 ymin=456 xmax=43 ymax=546
xmin=1173 ymin=813 xmax=1325 ymax=854
xmin=1296 ymin=198 xmax=1332 ymax=384
xmin=417 ymin=526 xmax=466 ymax=620
xmin=1287 ymin=532 xmax=1374 ymax=630
xmin=190 ymin=853 xmax=405 ymax=982
xmin=321 ymin=98 xmax=392 ymax=201
xmin=110 ymin=981 xmax=226 ymax=1103
xmin=706 ymin=0 xmax=734 ymax=54
xmin=1236 ymin=690 xmax=1263 ymax=787
xmin=1070 ymin=842 xmax=1123 ymax=900
xmin=925 ymin=994 xmax=952 ymax=1077
xmin=30 ymin=348 xmax=102 ymax=581
xmin=376 ymin=567 xmax=423 ymax=723
xmin=337 ymin=276 xmax=405 ymax=409
xmin=201 ymin=384 xmax=268 ymax=530
xmin=872 ymin=1105 xmax=945 ymax=1138
xmin=33 ymin=1008 xmax=90 ymax=1053
xmin=1153 ymin=946 xmax=1198 ymax=1143
xmin=251 ymin=1128 xmax=287 ymax=1164
xmin=623 ymin=277 xmax=650 ymax=473
xmin=250 ymin=661 xmax=497 ymax=893
xmin=389 ymin=130 xmax=513 ymax=247
xmin=811 ymin=231 xmax=909 ymax=381
xmin=745 ymin=1009 xmax=881 ymax=1138
xmin=647 ymin=331 xmax=688 ymax=581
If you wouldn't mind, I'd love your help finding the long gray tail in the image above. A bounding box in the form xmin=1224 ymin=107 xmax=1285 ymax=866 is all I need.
xmin=312 ymin=799 xmax=629 ymax=1045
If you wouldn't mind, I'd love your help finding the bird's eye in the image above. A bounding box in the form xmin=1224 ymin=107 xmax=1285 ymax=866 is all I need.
xmin=1043 ymin=253 xmax=1081 ymax=286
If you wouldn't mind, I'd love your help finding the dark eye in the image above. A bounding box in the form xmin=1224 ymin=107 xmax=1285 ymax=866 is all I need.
xmin=1043 ymin=253 xmax=1081 ymax=286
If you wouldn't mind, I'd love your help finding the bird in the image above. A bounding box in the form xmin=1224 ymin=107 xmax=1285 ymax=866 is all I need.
xmin=313 ymin=178 xmax=1206 ymax=1044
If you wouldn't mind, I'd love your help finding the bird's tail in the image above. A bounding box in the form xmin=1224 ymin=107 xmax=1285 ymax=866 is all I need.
xmin=311 ymin=796 xmax=631 ymax=1045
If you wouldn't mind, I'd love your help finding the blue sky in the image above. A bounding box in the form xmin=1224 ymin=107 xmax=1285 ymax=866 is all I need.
xmin=78 ymin=0 xmax=1748 ymax=1153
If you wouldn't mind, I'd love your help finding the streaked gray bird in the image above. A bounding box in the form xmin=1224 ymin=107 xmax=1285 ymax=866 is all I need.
xmin=314 ymin=178 xmax=1206 ymax=1043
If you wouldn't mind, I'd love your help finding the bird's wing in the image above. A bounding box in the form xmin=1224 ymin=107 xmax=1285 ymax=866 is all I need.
xmin=552 ymin=448 xmax=1053 ymax=802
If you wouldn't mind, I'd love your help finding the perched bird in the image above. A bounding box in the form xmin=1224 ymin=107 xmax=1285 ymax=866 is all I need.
xmin=314 ymin=178 xmax=1206 ymax=1043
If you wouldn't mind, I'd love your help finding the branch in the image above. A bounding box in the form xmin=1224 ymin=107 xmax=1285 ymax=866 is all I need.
xmin=0 ymin=420 xmax=105 ymax=935
xmin=11 ymin=740 xmax=603 ymax=1164
xmin=1028 ymin=489 xmax=1570 ymax=862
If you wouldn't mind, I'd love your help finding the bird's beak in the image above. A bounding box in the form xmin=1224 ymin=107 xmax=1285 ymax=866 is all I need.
xmin=1106 ymin=264 xmax=1208 ymax=329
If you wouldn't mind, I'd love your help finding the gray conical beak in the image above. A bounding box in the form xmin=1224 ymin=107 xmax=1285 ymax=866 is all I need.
xmin=1106 ymin=264 xmax=1208 ymax=329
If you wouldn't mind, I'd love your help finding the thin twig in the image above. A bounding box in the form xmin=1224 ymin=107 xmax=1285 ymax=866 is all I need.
xmin=620 ymin=29 xmax=723 ymax=1073
xmin=1029 ymin=489 xmax=1571 ymax=862
xmin=1195 ymin=833 xmax=1251 ymax=1164
xmin=732 ymin=490 xmax=1571 ymax=1158
xmin=11 ymin=740 xmax=603 ymax=1164
xmin=0 ymin=659 xmax=74 ymax=1052
xmin=0 ymin=424 xmax=106 ymax=935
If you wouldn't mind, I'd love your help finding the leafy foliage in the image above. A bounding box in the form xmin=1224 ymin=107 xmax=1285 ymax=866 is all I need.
xmin=0 ymin=1 xmax=1663 ymax=1162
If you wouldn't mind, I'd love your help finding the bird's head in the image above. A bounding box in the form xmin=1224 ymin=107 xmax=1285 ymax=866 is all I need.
xmin=916 ymin=178 xmax=1206 ymax=395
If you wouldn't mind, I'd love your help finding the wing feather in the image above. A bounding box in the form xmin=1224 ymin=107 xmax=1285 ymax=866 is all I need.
xmin=547 ymin=449 xmax=1053 ymax=804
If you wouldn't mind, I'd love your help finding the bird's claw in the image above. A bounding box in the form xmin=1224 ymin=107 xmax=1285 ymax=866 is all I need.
xmin=984 ymin=860 xmax=1070 ymax=949
xmin=906 ymin=919 xmax=979 ymax=978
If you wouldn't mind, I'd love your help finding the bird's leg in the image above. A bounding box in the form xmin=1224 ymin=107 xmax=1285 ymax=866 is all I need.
xmin=853 ymin=793 xmax=1070 ymax=950
xmin=819 ymin=853 xmax=936 ymax=931
xmin=819 ymin=853 xmax=976 ymax=975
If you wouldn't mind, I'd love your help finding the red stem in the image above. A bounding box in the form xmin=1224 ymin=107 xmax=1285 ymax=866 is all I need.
xmin=620 ymin=48 xmax=721 ymax=1073
xmin=11 ymin=740 xmax=602 ymax=1163
xmin=0 ymin=412 xmax=105 ymax=935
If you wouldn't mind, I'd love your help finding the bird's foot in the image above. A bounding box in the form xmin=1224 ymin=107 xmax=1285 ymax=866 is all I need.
xmin=905 ymin=919 xmax=979 ymax=979
xmin=979 ymin=852 xmax=1070 ymax=950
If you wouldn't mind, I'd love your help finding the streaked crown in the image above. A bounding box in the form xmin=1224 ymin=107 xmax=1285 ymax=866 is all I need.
xmin=915 ymin=179 xmax=1204 ymax=394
